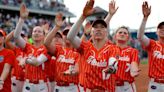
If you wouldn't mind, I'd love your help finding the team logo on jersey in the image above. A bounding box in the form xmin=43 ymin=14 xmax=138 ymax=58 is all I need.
xmin=154 ymin=51 xmax=164 ymax=59
xmin=0 ymin=56 xmax=4 ymax=63
xmin=87 ymin=56 xmax=107 ymax=67
xmin=118 ymin=56 xmax=130 ymax=61
xmin=57 ymin=55 xmax=75 ymax=64
xmin=38 ymin=48 xmax=44 ymax=52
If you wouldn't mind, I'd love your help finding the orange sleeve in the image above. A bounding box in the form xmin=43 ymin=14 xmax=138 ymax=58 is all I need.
xmin=131 ymin=49 xmax=139 ymax=64
xmin=142 ymin=39 xmax=155 ymax=51
xmin=77 ymin=40 xmax=90 ymax=54
xmin=4 ymin=50 xmax=16 ymax=66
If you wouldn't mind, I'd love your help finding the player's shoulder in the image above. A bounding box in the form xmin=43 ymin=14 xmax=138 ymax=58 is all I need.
xmin=82 ymin=40 xmax=92 ymax=46
xmin=108 ymin=44 xmax=119 ymax=50
xmin=3 ymin=48 xmax=15 ymax=55
xmin=129 ymin=47 xmax=139 ymax=53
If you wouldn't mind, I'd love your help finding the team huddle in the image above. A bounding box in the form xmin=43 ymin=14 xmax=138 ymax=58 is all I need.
xmin=0 ymin=0 xmax=163 ymax=92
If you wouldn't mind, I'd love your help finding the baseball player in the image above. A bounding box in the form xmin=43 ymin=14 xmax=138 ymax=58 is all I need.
xmin=46 ymin=31 xmax=63 ymax=92
xmin=13 ymin=4 xmax=51 ymax=92
xmin=0 ymin=29 xmax=16 ymax=92
xmin=2 ymin=30 xmax=28 ymax=92
xmin=114 ymin=26 xmax=140 ymax=92
xmin=67 ymin=0 xmax=120 ymax=91
xmin=137 ymin=1 xmax=164 ymax=92
xmin=44 ymin=13 xmax=80 ymax=92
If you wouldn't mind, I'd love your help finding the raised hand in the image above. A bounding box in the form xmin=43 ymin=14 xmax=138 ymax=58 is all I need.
xmin=142 ymin=1 xmax=151 ymax=18
xmin=42 ymin=23 xmax=50 ymax=34
xmin=109 ymin=0 xmax=118 ymax=16
xmin=55 ymin=12 xmax=64 ymax=27
xmin=20 ymin=3 xmax=29 ymax=19
xmin=82 ymin=0 xmax=95 ymax=17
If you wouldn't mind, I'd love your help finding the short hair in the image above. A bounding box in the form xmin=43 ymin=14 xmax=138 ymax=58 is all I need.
xmin=115 ymin=26 xmax=130 ymax=35
xmin=33 ymin=26 xmax=45 ymax=35
xmin=157 ymin=21 xmax=164 ymax=29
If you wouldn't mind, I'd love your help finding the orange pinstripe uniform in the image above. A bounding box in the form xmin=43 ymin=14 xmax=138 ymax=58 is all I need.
xmin=78 ymin=41 xmax=120 ymax=92
xmin=116 ymin=46 xmax=139 ymax=83
xmin=143 ymin=39 xmax=164 ymax=79
xmin=55 ymin=45 xmax=80 ymax=84
xmin=23 ymin=43 xmax=50 ymax=82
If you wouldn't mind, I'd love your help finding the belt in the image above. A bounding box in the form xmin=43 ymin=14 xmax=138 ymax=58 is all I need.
xmin=116 ymin=80 xmax=133 ymax=86
xmin=151 ymin=78 xmax=164 ymax=83
xmin=56 ymin=82 xmax=75 ymax=86
xmin=86 ymin=88 xmax=106 ymax=92
xmin=86 ymin=86 xmax=106 ymax=92
xmin=26 ymin=79 xmax=47 ymax=84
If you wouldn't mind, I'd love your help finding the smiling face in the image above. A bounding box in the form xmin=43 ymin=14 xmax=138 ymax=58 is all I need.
xmin=91 ymin=23 xmax=108 ymax=40
xmin=115 ymin=27 xmax=130 ymax=43
xmin=32 ymin=26 xmax=45 ymax=42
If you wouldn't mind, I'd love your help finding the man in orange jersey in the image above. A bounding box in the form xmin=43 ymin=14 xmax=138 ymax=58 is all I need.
xmin=137 ymin=1 xmax=164 ymax=92
xmin=44 ymin=13 xmax=80 ymax=92
xmin=0 ymin=29 xmax=16 ymax=92
xmin=67 ymin=0 xmax=120 ymax=92
xmin=114 ymin=26 xmax=140 ymax=92
xmin=13 ymin=4 xmax=51 ymax=92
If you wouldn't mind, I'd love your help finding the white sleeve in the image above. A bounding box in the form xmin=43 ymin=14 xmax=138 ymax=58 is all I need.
xmin=36 ymin=54 xmax=48 ymax=66
xmin=14 ymin=18 xmax=26 ymax=49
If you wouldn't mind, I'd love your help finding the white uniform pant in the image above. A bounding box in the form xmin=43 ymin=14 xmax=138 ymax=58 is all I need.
xmin=116 ymin=82 xmax=136 ymax=92
xmin=22 ymin=79 xmax=48 ymax=92
xmin=148 ymin=78 xmax=164 ymax=92
xmin=11 ymin=76 xmax=24 ymax=92
xmin=47 ymin=81 xmax=55 ymax=92
xmin=54 ymin=83 xmax=79 ymax=92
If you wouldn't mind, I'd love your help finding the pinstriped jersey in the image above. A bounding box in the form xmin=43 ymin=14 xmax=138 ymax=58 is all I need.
xmin=143 ymin=39 xmax=164 ymax=78
xmin=116 ymin=46 xmax=139 ymax=82
xmin=23 ymin=43 xmax=50 ymax=81
xmin=78 ymin=41 xmax=120 ymax=92
xmin=55 ymin=45 xmax=80 ymax=84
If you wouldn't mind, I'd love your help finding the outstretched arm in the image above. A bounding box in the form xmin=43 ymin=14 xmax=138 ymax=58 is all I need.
xmin=5 ymin=31 xmax=15 ymax=50
xmin=137 ymin=1 xmax=151 ymax=47
xmin=67 ymin=0 xmax=95 ymax=48
xmin=104 ymin=0 xmax=118 ymax=31
xmin=13 ymin=3 xmax=29 ymax=49
xmin=44 ymin=13 xmax=63 ymax=55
